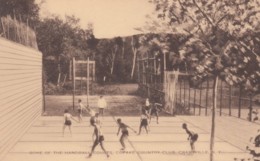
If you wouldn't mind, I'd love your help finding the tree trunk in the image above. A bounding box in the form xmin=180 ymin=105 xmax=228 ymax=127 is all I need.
xmin=131 ymin=36 xmax=137 ymax=79
xmin=210 ymin=75 xmax=218 ymax=161
xmin=110 ymin=51 xmax=116 ymax=75
xmin=131 ymin=48 xmax=137 ymax=79
xmin=122 ymin=38 xmax=125 ymax=59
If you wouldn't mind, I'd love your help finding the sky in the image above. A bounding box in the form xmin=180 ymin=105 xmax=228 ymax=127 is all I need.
xmin=37 ymin=0 xmax=154 ymax=38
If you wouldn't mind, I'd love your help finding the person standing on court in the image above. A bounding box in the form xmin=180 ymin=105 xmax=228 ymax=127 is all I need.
xmin=145 ymin=98 xmax=150 ymax=112
xmin=62 ymin=109 xmax=77 ymax=137
xmin=77 ymin=99 xmax=85 ymax=123
xmin=97 ymin=96 xmax=107 ymax=117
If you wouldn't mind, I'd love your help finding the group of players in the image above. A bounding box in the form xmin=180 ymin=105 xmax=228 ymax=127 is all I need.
xmin=62 ymin=97 xmax=199 ymax=158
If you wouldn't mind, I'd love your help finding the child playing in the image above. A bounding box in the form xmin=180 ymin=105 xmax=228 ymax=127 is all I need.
xmin=182 ymin=123 xmax=198 ymax=151
xmin=116 ymin=118 xmax=136 ymax=150
xmin=88 ymin=122 xmax=110 ymax=158
xmin=149 ymin=103 xmax=161 ymax=124
xmin=90 ymin=113 xmax=101 ymax=127
xmin=62 ymin=109 xmax=77 ymax=137
xmin=138 ymin=112 xmax=149 ymax=135
xmin=77 ymin=99 xmax=85 ymax=123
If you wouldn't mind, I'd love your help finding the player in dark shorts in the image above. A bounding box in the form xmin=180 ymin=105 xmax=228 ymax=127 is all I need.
xmin=149 ymin=103 xmax=161 ymax=124
xmin=62 ymin=109 xmax=77 ymax=137
xmin=88 ymin=123 xmax=109 ymax=158
xmin=90 ymin=113 xmax=101 ymax=127
xmin=182 ymin=123 xmax=198 ymax=151
xmin=116 ymin=118 xmax=137 ymax=150
xmin=138 ymin=112 xmax=149 ymax=135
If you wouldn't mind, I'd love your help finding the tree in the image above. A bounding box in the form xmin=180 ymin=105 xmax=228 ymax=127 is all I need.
xmin=36 ymin=15 xmax=93 ymax=83
xmin=0 ymin=0 xmax=40 ymax=26
xmin=146 ymin=0 xmax=260 ymax=160
xmin=130 ymin=35 xmax=140 ymax=79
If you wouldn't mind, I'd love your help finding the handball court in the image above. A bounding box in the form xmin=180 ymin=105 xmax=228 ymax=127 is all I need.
xmin=3 ymin=115 xmax=257 ymax=161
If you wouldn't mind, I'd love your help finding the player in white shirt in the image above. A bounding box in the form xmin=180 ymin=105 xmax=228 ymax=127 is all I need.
xmin=97 ymin=96 xmax=107 ymax=117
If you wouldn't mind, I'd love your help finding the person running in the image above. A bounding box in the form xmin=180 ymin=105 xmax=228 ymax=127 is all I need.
xmin=182 ymin=123 xmax=198 ymax=151
xmin=62 ymin=109 xmax=77 ymax=137
xmin=149 ymin=103 xmax=161 ymax=124
xmin=97 ymin=96 xmax=107 ymax=117
xmin=138 ymin=112 xmax=149 ymax=135
xmin=88 ymin=123 xmax=109 ymax=158
xmin=116 ymin=118 xmax=137 ymax=150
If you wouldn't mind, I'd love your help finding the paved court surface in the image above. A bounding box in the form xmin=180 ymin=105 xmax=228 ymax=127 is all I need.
xmin=3 ymin=115 xmax=259 ymax=161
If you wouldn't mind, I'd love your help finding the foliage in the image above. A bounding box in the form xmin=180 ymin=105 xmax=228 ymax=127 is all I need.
xmin=0 ymin=15 xmax=38 ymax=49
xmin=0 ymin=0 xmax=40 ymax=26
xmin=96 ymin=36 xmax=139 ymax=83
xmin=145 ymin=0 xmax=260 ymax=93
xmin=144 ymin=1 xmax=260 ymax=160
xmin=36 ymin=15 xmax=94 ymax=83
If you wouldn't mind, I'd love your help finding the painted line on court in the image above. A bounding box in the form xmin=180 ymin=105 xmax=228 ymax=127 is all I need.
xmin=178 ymin=117 xmax=246 ymax=152
xmin=110 ymin=113 xmax=143 ymax=161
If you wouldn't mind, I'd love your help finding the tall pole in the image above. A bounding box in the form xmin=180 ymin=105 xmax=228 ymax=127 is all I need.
xmin=72 ymin=57 xmax=75 ymax=110
xmin=210 ymin=75 xmax=218 ymax=161
xmin=42 ymin=62 xmax=46 ymax=113
xmin=87 ymin=57 xmax=89 ymax=106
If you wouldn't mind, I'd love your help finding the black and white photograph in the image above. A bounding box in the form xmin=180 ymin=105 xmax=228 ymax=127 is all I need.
xmin=0 ymin=0 xmax=260 ymax=161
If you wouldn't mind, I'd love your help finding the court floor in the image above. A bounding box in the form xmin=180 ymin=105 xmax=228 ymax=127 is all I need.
xmin=3 ymin=115 xmax=257 ymax=161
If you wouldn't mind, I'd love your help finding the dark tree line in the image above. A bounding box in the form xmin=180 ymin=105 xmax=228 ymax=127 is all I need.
xmin=0 ymin=0 xmax=143 ymax=85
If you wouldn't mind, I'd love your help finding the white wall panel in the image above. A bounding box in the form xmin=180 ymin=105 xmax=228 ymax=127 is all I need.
xmin=0 ymin=38 xmax=42 ymax=160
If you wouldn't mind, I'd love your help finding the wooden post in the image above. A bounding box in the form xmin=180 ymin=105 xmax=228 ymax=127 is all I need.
xmin=184 ymin=77 xmax=186 ymax=104
xmin=205 ymin=77 xmax=209 ymax=116
xmin=175 ymin=88 xmax=178 ymax=107
xmin=143 ymin=60 xmax=145 ymax=84
xmin=87 ymin=57 xmax=90 ymax=106
xmin=69 ymin=60 xmax=72 ymax=80
xmin=188 ymin=81 xmax=191 ymax=110
xmin=193 ymin=88 xmax=196 ymax=114
xmin=249 ymin=93 xmax=253 ymax=121
xmin=210 ymin=76 xmax=219 ymax=161
xmin=80 ymin=63 xmax=83 ymax=94
xmin=179 ymin=80 xmax=182 ymax=102
xmin=199 ymin=83 xmax=202 ymax=116
xmin=137 ymin=60 xmax=140 ymax=84
xmin=72 ymin=57 xmax=75 ymax=110
xmin=26 ymin=18 xmax=29 ymax=46
xmin=220 ymin=80 xmax=223 ymax=116
xmin=229 ymin=85 xmax=232 ymax=116
xmin=154 ymin=57 xmax=156 ymax=84
xmin=1 ymin=17 xmax=7 ymax=38
xmin=93 ymin=61 xmax=96 ymax=81
xmin=42 ymin=64 xmax=46 ymax=113
xmin=238 ymin=86 xmax=242 ymax=118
